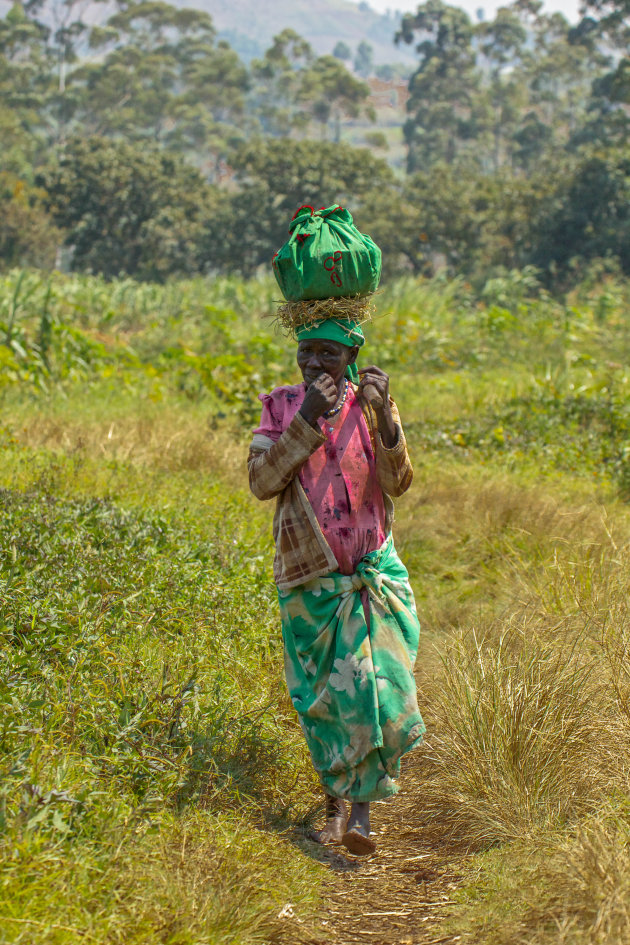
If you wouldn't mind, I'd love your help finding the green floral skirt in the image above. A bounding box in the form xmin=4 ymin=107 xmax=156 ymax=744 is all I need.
xmin=278 ymin=536 xmax=425 ymax=802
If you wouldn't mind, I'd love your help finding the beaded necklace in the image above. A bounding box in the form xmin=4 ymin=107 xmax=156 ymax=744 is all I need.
xmin=323 ymin=379 xmax=349 ymax=419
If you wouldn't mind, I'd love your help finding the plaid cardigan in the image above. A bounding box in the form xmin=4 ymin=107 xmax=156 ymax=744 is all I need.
xmin=248 ymin=394 xmax=413 ymax=590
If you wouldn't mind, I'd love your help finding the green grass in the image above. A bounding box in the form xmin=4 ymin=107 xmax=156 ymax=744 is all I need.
xmin=2 ymin=267 xmax=630 ymax=943
xmin=0 ymin=451 xmax=322 ymax=943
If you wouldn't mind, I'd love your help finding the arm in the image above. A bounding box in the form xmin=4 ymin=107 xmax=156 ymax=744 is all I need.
xmin=372 ymin=398 xmax=413 ymax=498
xmin=357 ymin=367 xmax=413 ymax=498
xmin=248 ymin=410 xmax=326 ymax=501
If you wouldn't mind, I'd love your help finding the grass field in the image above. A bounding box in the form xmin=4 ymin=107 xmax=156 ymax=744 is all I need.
xmin=2 ymin=267 xmax=630 ymax=943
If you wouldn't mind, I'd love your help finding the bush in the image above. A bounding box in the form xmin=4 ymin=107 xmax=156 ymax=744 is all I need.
xmin=39 ymin=138 xmax=219 ymax=281
xmin=0 ymin=174 xmax=61 ymax=270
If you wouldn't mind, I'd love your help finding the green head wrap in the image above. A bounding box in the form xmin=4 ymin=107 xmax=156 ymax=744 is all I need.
xmin=295 ymin=318 xmax=365 ymax=383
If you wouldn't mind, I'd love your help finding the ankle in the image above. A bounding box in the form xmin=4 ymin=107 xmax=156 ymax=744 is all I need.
xmin=325 ymin=794 xmax=346 ymax=819
xmin=349 ymin=801 xmax=370 ymax=831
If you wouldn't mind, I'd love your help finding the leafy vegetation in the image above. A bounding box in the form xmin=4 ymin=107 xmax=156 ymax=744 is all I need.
xmin=2 ymin=269 xmax=630 ymax=941
xmin=0 ymin=0 xmax=627 ymax=284
xmin=0 ymin=0 xmax=629 ymax=937
xmin=0 ymin=276 xmax=322 ymax=941
xmin=0 ymin=481 xmax=321 ymax=942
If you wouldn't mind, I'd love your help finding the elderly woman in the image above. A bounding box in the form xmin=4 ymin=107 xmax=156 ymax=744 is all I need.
xmin=248 ymin=317 xmax=424 ymax=856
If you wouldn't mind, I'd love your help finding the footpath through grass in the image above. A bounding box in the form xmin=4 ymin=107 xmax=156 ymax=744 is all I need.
xmin=2 ymin=269 xmax=630 ymax=943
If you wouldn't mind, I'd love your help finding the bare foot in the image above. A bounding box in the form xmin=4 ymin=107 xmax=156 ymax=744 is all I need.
xmin=310 ymin=794 xmax=348 ymax=845
xmin=342 ymin=801 xmax=376 ymax=855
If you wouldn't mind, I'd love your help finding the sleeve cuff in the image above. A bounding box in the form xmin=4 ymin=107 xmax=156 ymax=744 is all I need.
xmin=291 ymin=410 xmax=327 ymax=446
xmin=377 ymin=424 xmax=404 ymax=453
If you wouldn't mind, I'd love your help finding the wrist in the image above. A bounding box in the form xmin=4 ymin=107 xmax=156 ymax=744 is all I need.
xmin=299 ymin=406 xmax=320 ymax=428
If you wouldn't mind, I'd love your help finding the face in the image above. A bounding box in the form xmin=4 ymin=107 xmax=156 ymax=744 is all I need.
xmin=296 ymin=339 xmax=358 ymax=387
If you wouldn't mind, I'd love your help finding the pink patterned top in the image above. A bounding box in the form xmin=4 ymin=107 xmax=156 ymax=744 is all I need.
xmin=254 ymin=383 xmax=386 ymax=575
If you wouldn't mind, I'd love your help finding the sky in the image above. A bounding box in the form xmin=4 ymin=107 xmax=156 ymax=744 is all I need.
xmin=356 ymin=0 xmax=581 ymax=21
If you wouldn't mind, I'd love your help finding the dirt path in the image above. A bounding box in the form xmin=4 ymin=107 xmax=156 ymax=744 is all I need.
xmin=287 ymin=752 xmax=465 ymax=945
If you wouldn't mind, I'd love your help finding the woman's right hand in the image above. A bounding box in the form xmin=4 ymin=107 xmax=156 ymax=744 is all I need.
xmin=299 ymin=373 xmax=339 ymax=426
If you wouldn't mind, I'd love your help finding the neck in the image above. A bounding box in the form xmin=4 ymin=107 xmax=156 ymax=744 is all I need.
xmin=335 ymin=376 xmax=347 ymax=398
xmin=323 ymin=377 xmax=349 ymax=418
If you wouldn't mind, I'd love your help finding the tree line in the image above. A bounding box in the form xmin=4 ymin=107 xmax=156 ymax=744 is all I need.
xmin=0 ymin=0 xmax=628 ymax=288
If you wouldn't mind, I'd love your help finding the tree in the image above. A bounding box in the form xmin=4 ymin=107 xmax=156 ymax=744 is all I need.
xmin=400 ymin=165 xmax=492 ymax=274
xmin=476 ymin=7 xmax=527 ymax=170
xmin=249 ymin=33 xmax=372 ymax=142
xmin=298 ymin=55 xmax=373 ymax=140
xmin=39 ymin=137 xmax=218 ymax=281
xmin=333 ymin=41 xmax=351 ymax=61
xmin=248 ymin=29 xmax=313 ymax=137
xmin=529 ymin=149 xmax=630 ymax=279
xmin=69 ymin=2 xmax=248 ymax=159
xmin=512 ymin=111 xmax=553 ymax=169
xmin=572 ymin=0 xmax=629 ymax=144
xmin=353 ymin=185 xmax=430 ymax=277
xmin=396 ymin=0 xmax=614 ymax=177
xmin=583 ymin=0 xmax=629 ymax=48
xmin=374 ymin=63 xmax=411 ymax=81
xmin=0 ymin=105 xmax=42 ymax=178
xmin=201 ymin=138 xmax=394 ymax=276
xmin=0 ymin=0 xmax=250 ymax=161
xmin=396 ymin=1 xmax=480 ymax=170
xmin=521 ymin=11 xmax=597 ymax=146
xmin=15 ymin=0 xmax=116 ymax=146
xmin=0 ymin=3 xmax=53 ymax=155
xmin=0 ymin=173 xmax=61 ymax=269
xmin=354 ymin=41 xmax=374 ymax=78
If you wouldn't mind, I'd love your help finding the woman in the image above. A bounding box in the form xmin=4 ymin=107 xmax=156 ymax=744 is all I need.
xmin=248 ymin=317 xmax=424 ymax=856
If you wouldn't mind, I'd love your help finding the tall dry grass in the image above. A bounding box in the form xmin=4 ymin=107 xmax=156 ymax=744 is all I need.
xmin=396 ymin=468 xmax=615 ymax=639
xmin=415 ymin=621 xmax=620 ymax=850
xmin=6 ymin=399 xmax=248 ymax=485
xmin=408 ymin=504 xmax=630 ymax=944
xmin=453 ymin=808 xmax=630 ymax=945
xmin=407 ymin=484 xmax=630 ymax=854
xmin=540 ymin=813 xmax=630 ymax=945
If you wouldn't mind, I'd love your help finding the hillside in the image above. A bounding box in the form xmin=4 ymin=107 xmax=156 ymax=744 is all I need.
xmin=0 ymin=0 xmax=415 ymax=65
xmin=182 ymin=0 xmax=416 ymax=63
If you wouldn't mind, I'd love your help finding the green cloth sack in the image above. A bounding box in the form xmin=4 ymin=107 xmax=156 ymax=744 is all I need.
xmin=272 ymin=205 xmax=382 ymax=302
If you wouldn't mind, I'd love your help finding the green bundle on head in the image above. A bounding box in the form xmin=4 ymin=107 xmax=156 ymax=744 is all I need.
xmin=272 ymin=205 xmax=381 ymax=303
xmin=271 ymin=204 xmax=382 ymax=382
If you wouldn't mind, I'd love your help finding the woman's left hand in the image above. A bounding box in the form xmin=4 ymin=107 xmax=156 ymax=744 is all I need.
xmin=357 ymin=366 xmax=390 ymax=413
xmin=357 ymin=366 xmax=398 ymax=448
